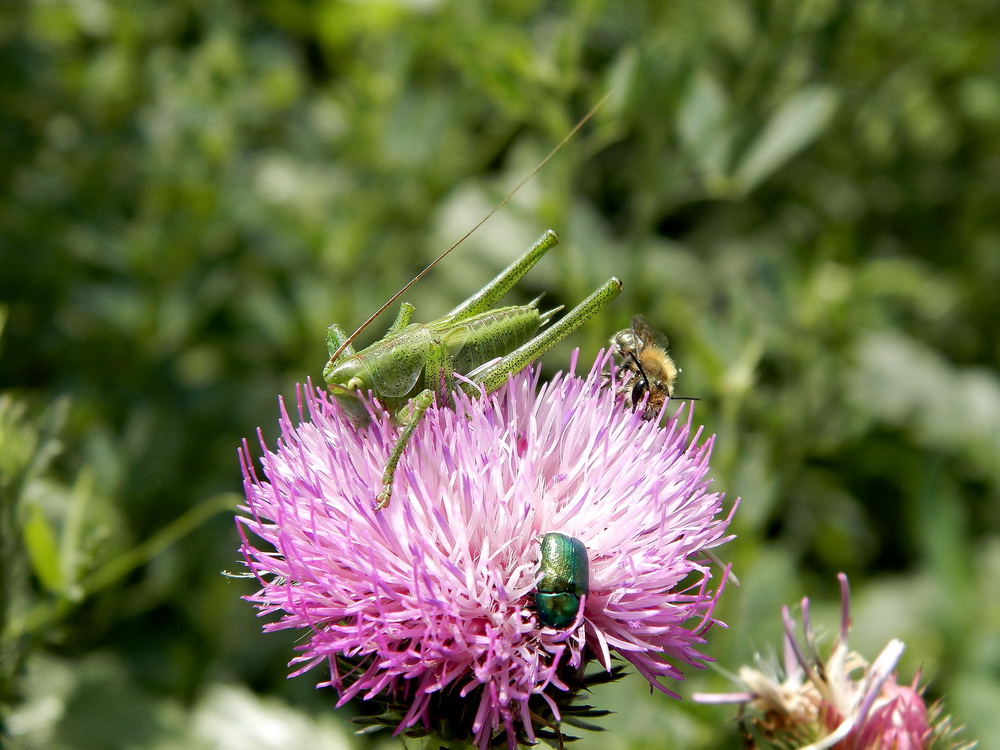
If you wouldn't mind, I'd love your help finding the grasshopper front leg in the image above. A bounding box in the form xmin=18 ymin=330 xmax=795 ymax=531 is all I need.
xmin=376 ymin=328 xmax=459 ymax=511
xmin=375 ymin=389 xmax=435 ymax=510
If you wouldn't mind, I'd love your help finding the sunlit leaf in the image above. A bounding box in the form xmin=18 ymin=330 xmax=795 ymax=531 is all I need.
xmin=23 ymin=503 xmax=63 ymax=595
xmin=733 ymin=85 xmax=838 ymax=192
xmin=677 ymin=69 xmax=732 ymax=185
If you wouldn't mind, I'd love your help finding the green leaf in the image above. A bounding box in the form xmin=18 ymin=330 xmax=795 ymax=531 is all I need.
xmin=677 ymin=69 xmax=732 ymax=184
xmin=733 ymin=85 xmax=838 ymax=192
xmin=23 ymin=503 xmax=63 ymax=595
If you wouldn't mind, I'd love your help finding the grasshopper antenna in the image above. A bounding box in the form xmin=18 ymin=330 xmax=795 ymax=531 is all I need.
xmin=328 ymin=90 xmax=614 ymax=364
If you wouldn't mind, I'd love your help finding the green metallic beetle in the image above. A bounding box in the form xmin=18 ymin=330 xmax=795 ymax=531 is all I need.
xmin=534 ymin=532 xmax=590 ymax=629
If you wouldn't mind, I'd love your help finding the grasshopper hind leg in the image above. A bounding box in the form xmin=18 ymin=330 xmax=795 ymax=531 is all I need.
xmin=469 ymin=276 xmax=622 ymax=394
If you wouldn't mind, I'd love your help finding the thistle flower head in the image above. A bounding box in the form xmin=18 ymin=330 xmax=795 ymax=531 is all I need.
xmin=237 ymin=351 xmax=735 ymax=748
xmin=694 ymin=574 xmax=976 ymax=750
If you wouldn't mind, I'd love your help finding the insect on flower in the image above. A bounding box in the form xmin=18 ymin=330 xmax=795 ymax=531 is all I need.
xmin=325 ymin=232 xmax=620 ymax=510
xmin=609 ymin=314 xmax=683 ymax=419
xmin=534 ymin=532 xmax=590 ymax=630
xmin=323 ymin=98 xmax=620 ymax=511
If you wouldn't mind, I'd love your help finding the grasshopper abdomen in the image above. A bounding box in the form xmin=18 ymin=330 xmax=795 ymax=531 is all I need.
xmin=435 ymin=303 xmax=555 ymax=376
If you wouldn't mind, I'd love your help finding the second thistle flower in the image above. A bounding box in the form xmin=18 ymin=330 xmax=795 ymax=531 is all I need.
xmin=694 ymin=574 xmax=976 ymax=750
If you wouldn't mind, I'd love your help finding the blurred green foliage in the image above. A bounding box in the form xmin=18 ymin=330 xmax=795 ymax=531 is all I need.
xmin=2 ymin=0 xmax=998 ymax=747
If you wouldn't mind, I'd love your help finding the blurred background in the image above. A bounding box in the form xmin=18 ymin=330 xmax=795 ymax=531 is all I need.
xmin=2 ymin=1 xmax=998 ymax=748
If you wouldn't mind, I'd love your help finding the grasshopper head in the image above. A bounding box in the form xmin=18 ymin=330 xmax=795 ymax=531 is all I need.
xmin=324 ymin=355 xmax=373 ymax=423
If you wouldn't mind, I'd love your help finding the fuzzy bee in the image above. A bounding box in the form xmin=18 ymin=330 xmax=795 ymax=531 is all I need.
xmin=608 ymin=315 xmax=680 ymax=419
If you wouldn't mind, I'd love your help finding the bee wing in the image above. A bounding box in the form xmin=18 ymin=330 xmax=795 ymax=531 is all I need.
xmin=631 ymin=315 xmax=671 ymax=350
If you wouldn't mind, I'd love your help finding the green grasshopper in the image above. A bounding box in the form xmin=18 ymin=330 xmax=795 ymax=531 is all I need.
xmin=324 ymin=230 xmax=621 ymax=510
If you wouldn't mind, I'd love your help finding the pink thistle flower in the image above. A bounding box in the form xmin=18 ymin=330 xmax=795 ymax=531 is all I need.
xmin=237 ymin=351 xmax=735 ymax=748
xmin=694 ymin=574 xmax=976 ymax=750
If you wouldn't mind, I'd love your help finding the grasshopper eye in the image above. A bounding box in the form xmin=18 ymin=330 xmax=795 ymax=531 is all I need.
xmin=347 ymin=377 xmax=365 ymax=391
